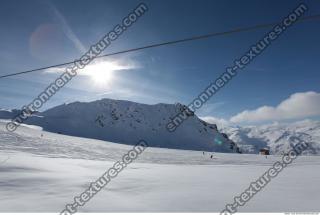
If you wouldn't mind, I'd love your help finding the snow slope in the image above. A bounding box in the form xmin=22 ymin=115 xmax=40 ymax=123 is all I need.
xmin=219 ymin=120 xmax=320 ymax=155
xmin=0 ymin=122 xmax=320 ymax=212
xmin=4 ymin=99 xmax=237 ymax=152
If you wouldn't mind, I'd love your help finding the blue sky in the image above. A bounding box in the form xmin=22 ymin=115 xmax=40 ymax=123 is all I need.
xmin=0 ymin=0 xmax=320 ymax=124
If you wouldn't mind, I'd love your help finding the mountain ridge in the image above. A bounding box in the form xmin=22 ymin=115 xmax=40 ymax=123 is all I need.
xmin=0 ymin=98 xmax=238 ymax=152
xmin=218 ymin=119 xmax=320 ymax=155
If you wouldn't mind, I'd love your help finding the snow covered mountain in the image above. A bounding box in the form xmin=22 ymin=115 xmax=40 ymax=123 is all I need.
xmin=1 ymin=99 xmax=237 ymax=152
xmin=218 ymin=120 xmax=320 ymax=155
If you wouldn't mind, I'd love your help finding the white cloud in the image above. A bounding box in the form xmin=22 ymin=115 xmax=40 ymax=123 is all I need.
xmin=43 ymin=59 xmax=139 ymax=75
xmin=44 ymin=67 xmax=66 ymax=73
xmin=200 ymin=116 xmax=231 ymax=128
xmin=43 ymin=58 xmax=140 ymax=88
xmin=230 ymin=91 xmax=320 ymax=123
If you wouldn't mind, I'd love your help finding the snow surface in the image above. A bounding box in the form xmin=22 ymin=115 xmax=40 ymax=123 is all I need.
xmin=0 ymin=122 xmax=319 ymax=212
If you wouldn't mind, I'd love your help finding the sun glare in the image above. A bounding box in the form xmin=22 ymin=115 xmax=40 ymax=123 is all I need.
xmin=82 ymin=61 xmax=122 ymax=86
xmin=88 ymin=64 xmax=114 ymax=85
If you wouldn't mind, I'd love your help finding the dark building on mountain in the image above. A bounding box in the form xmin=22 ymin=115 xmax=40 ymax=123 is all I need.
xmin=259 ymin=148 xmax=270 ymax=155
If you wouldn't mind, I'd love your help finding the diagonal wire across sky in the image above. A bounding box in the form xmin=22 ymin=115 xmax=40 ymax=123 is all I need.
xmin=1 ymin=13 xmax=320 ymax=80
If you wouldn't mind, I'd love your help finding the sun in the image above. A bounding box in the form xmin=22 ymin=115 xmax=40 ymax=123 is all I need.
xmin=80 ymin=60 xmax=134 ymax=87
xmin=83 ymin=62 xmax=118 ymax=86
xmin=88 ymin=64 xmax=114 ymax=85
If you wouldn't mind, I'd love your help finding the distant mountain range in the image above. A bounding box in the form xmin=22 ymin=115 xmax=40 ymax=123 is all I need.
xmin=218 ymin=120 xmax=320 ymax=155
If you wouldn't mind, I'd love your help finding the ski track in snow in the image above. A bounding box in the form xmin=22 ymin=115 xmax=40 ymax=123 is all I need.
xmin=0 ymin=122 xmax=320 ymax=212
